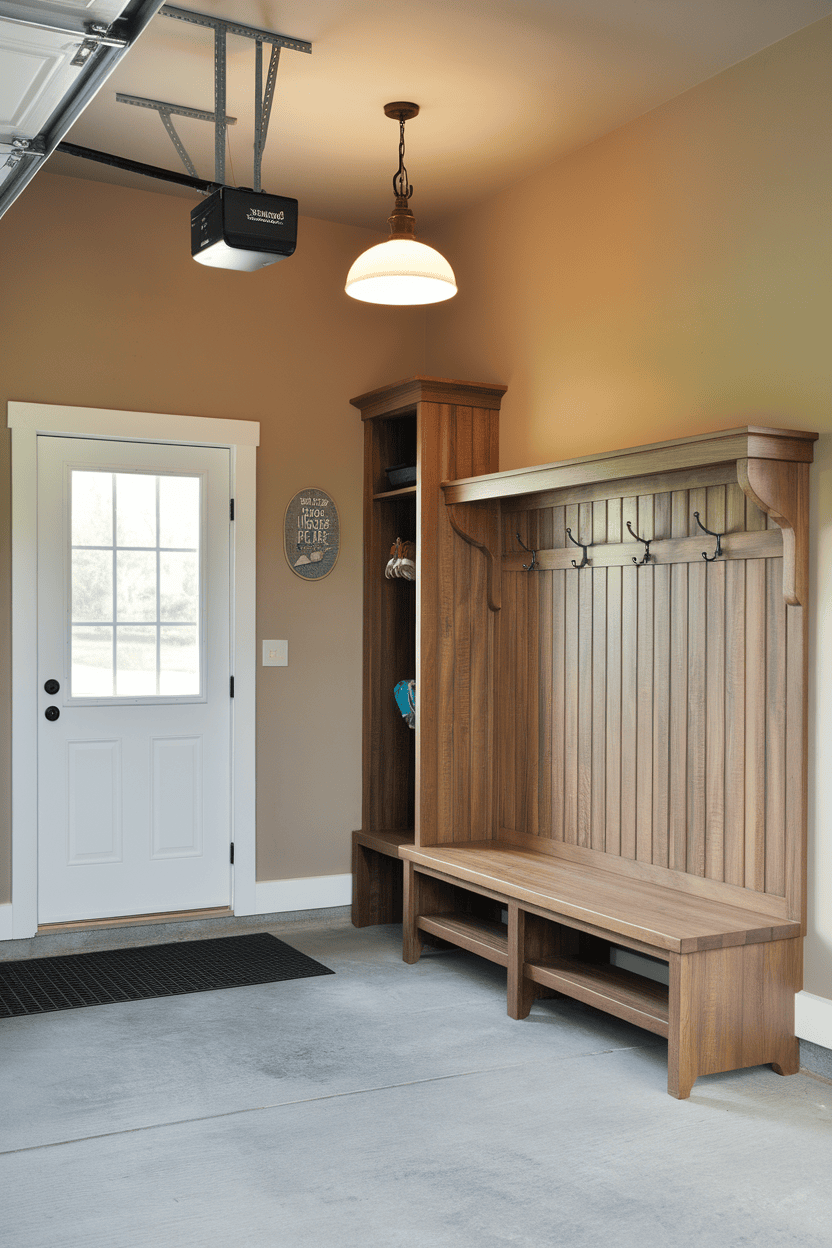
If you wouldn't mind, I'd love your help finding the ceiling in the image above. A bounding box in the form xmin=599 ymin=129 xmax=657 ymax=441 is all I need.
xmin=27 ymin=0 xmax=832 ymax=230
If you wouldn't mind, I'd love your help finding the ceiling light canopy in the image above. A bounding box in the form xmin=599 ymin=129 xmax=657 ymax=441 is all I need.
xmin=346 ymin=102 xmax=457 ymax=307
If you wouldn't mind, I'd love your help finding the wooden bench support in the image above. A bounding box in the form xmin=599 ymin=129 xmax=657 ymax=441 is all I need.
xmin=668 ymin=939 xmax=801 ymax=1099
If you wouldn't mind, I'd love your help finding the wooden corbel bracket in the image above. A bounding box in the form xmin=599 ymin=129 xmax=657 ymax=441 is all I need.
xmin=738 ymin=458 xmax=809 ymax=606
xmin=447 ymin=504 xmax=501 ymax=611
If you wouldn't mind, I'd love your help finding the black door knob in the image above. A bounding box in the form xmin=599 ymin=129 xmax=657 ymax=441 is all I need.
xmin=45 ymin=706 xmax=60 ymax=721
xmin=44 ymin=679 xmax=60 ymax=695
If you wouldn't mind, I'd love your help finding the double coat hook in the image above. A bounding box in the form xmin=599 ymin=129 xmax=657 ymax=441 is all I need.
xmin=565 ymin=527 xmax=590 ymax=569
xmin=693 ymin=512 xmax=724 ymax=562
xmin=516 ymin=533 xmax=537 ymax=572
xmin=626 ymin=521 xmax=652 ymax=564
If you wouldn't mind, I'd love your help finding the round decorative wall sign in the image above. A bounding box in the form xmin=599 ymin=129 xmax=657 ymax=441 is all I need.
xmin=284 ymin=488 xmax=340 ymax=580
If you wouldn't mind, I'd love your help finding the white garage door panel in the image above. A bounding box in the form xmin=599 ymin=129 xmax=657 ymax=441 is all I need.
xmin=0 ymin=25 xmax=83 ymax=136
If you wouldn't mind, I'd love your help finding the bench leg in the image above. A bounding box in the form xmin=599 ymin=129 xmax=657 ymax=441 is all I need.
xmin=668 ymin=939 xmax=801 ymax=1099
xmin=771 ymin=1038 xmax=801 ymax=1078
xmin=402 ymin=861 xmax=423 ymax=964
xmin=507 ymin=907 xmax=567 ymax=1020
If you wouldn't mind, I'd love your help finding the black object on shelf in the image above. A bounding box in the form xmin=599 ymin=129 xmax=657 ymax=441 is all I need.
xmin=385 ymin=463 xmax=417 ymax=489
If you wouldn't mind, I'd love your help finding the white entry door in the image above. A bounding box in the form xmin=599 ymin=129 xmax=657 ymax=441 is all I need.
xmin=37 ymin=435 xmax=232 ymax=924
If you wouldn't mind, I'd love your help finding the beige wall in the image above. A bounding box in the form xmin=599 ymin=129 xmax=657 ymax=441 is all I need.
xmin=0 ymin=171 xmax=425 ymax=899
xmin=426 ymin=18 xmax=832 ymax=999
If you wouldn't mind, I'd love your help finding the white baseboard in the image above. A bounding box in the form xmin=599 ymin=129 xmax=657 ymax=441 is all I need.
xmin=254 ymin=873 xmax=352 ymax=915
xmin=0 ymin=904 xmax=12 ymax=942
xmin=796 ymin=990 xmax=832 ymax=1050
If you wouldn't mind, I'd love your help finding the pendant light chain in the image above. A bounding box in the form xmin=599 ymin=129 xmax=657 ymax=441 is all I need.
xmin=392 ymin=115 xmax=413 ymax=200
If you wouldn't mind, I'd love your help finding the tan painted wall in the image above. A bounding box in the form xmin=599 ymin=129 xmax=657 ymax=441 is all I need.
xmin=0 ymin=171 xmax=425 ymax=900
xmin=426 ymin=18 xmax=832 ymax=998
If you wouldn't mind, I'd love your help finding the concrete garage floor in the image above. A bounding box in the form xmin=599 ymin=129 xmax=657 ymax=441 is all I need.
xmin=1 ymin=917 xmax=831 ymax=1248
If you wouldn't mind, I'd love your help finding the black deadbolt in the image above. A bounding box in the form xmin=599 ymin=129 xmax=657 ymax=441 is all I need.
xmin=44 ymin=679 xmax=60 ymax=695
xmin=45 ymin=706 xmax=60 ymax=721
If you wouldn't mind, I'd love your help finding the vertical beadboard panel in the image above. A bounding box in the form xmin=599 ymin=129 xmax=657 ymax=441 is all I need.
xmin=577 ymin=501 xmax=594 ymax=847
xmin=536 ymin=508 xmax=554 ymax=840
xmin=687 ymin=487 xmax=707 ymax=877
xmin=605 ymin=498 xmax=623 ymax=857
xmin=551 ymin=506 xmax=566 ymax=843
xmin=652 ymin=492 xmax=672 ymax=869
xmin=636 ymin=495 xmax=655 ymax=863
xmin=669 ymin=490 xmax=689 ymax=872
xmin=620 ymin=497 xmax=638 ymax=860
xmin=591 ymin=501 xmax=607 ymax=850
xmin=745 ymin=497 xmax=768 ymax=892
xmin=705 ymin=486 xmax=726 ymax=881
xmin=514 ymin=512 xmax=531 ymax=834
xmin=499 ymin=508 xmax=517 ymax=833
xmin=563 ymin=504 xmax=580 ymax=843
xmin=785 ymin=605 xmax=805 ymax=923
xmin=724 ymin=484 xmax=747 ymax=886
xmin=494 ymin=469 xmax=795 ymax=907
xmin=765 ymin=552 xmax=787 ymax=896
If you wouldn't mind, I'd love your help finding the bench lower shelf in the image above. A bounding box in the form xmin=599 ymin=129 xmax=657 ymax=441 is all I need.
xmin=417 ymin=911 xmax=509 ymax=966
xmin=527 ymin=956 xmax=669 ymax=1037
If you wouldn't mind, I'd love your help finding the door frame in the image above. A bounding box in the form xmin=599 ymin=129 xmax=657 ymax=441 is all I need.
xmin=7 ymin=402 xmax=259 ymax=938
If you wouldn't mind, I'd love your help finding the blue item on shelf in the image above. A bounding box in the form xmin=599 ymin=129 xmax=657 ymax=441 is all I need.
xmin=393 ymin=679 xmax=416 ymax=728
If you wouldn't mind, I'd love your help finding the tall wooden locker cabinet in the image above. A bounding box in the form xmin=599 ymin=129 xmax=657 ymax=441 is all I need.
xmin=349 ymin=377 xmax=506 ymax=926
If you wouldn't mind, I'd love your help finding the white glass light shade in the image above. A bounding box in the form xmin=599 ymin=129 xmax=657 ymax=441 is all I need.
xmin=345 ymin=237 xmax=457 ymax=305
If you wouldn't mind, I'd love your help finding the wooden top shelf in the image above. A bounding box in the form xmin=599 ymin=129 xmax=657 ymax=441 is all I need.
xmin=402 ymin=842 xmax=801 ymax=954
xmin=442 ymin=425 xmax=818 ymax=505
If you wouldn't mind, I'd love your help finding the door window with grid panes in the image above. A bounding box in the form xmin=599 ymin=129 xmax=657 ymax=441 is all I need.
xmin=69 ymin=470 xmax=203 ymax=699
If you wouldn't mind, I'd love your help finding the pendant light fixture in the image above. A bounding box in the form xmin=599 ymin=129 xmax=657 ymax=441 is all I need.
xmin=345 ymin=102 xmax=457 ymax=306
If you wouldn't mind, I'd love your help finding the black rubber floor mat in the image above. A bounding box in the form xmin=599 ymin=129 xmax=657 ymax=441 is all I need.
xmin=0 ymin=932 xmax=334 ymax=1017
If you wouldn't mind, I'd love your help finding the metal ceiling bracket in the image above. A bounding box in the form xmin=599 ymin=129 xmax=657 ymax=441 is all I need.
xmin=116 ymin=93 xmax=236 ymax=179
xmin=214 ymin=22 xmax=226 ymax=184
xmin=158 ymin=4 xmax=311 ymax=189
xmin=253 ymin=41 xmax=280 ymax=192
xmin=159 ymin=5 xmax=311 ymax=55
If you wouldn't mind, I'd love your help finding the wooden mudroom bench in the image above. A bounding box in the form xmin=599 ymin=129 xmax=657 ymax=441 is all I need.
xmin=402 ymin=842 xmax=802 ymax=1099
xmin=350 ymin=377 xmax=817 ymax=1100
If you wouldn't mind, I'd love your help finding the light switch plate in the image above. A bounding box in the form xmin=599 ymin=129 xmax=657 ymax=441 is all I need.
xmin=262 ymin=640 xmax=288 ymax=667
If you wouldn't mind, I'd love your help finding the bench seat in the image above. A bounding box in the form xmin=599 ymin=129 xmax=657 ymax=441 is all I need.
xmin=401 ymin=841 xmax=802 ymax=1098
xmin=401 ymin=841 xmax=800 ymax=954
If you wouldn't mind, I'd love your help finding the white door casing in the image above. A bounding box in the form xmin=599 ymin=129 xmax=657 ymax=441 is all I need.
xmin=37 ymin=436 xmax=231 ymax=923
xmin=8 ymin=403 xmax=258 ymax=938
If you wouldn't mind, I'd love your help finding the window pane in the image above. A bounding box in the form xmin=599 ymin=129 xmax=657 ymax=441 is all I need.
xmin=72 ymin=626 xmax=113 ymax=696
xmin=160 ymin=626 xmax=199 ymax=694
xmin=72 ymin=549 xmax=112 ymax=622
xmin=160 ymin=475 xmax=200 ymax=549
xmin=117 ymin=550 xmax=157 ymax=622
xmin=72 ymin=472 xmax=112 ymax=547
xmin=160 ymin=552 xmax=198 ymax=622
xmin=116 ymin=626 xmax=157 ymax=696
xmin=116 ymin=473 xmax=157 ymax=547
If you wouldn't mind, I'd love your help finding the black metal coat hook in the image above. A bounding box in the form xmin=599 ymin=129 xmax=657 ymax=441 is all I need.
xmin=565 ymin=527 xmax=590 ymax=569
xmin=693 ymin=511 xmax=724 ymax=562
xmin=626 ymin=521 xmax=652 ymax=564
xmin=516 ymin=532 xmax=537 ymax=572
